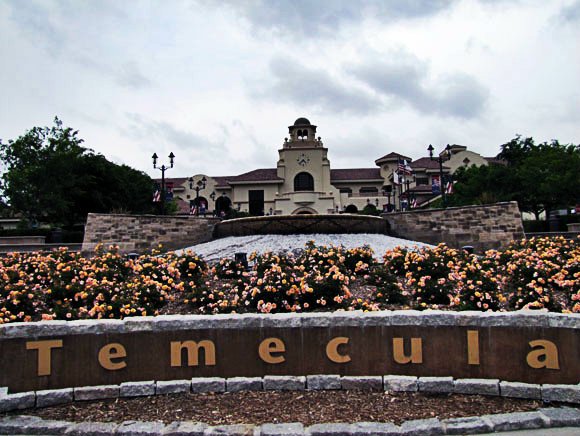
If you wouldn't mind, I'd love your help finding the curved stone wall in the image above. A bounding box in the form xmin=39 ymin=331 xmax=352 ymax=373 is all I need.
xmin=384 ymin=201 xmax=525 ymax=252
xmin=213 ymin=214 xmax=389 ymax=238
xmin=1 ymin=311 xmax=578 ymax=393
xmin=82 ymin=213 xmax=220 ymax=254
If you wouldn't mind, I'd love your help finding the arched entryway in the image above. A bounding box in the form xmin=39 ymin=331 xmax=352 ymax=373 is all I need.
xmin=344 ymin=204 xmax=358 ymax=213
xmin=292 ymin=207 xmax=317 ymax=215
xmin=215 ymin=195 xmax=232 ymax=217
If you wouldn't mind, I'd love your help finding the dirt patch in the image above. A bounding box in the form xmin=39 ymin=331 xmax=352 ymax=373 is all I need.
xmin=5 ymin=391 xmax=552 ymax=426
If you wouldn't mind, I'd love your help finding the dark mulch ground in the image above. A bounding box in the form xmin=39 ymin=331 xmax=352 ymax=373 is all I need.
xmin=7 ymin=391 xmax=552 ymax=426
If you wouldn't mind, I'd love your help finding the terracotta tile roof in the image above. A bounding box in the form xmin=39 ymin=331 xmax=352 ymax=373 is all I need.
xmin=410 ymin=157 xmax=450 ymax=170
xmin=212 ymin=176 xmax=232 ymax=188
xmin=331 ymin=168 xmax=382 ymax=181
xmin=375 ymin=152 xmax=412 ymax=165
xmin=229 ymin=168 xmax=283 ymax=183
xmin=153 ymin=177 xmax=188 ymax=186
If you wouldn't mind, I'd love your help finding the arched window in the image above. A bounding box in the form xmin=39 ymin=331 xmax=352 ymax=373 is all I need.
xmin=294 ymin=172 xmax=314 ymax=191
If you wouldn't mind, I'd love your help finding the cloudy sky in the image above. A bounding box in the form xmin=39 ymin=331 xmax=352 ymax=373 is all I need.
xmin=0 ymin=0 xmax=578 ymax=179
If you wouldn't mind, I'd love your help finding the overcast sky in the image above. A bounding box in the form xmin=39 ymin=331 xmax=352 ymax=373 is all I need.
xmin=0 ymin=0 xmax=578 ymax=179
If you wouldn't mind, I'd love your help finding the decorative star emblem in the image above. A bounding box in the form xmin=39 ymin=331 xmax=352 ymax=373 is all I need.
xmin=297 ymin=153 xmax=310 ymax=166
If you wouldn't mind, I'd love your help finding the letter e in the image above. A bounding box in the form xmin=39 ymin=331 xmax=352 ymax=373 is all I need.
xmin=259 ymin=338 xmax=285 ymax=364
xmin=98 ymin=343 xmax=127 ymax=370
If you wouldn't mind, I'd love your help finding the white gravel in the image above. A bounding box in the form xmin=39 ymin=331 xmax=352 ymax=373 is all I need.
xmin=178 ymin=233 xmax=430 ymax=261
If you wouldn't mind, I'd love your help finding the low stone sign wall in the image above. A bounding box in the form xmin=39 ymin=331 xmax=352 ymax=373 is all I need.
xmin=213 ymin=214 xmax=388 ymax=238
xmin=0 ymin=311 xmax=577 ymax=393
xmin=82 ymin=213 xmax=219 ymax=254
xmin=384 ymin=202 xmax=525 ymax=252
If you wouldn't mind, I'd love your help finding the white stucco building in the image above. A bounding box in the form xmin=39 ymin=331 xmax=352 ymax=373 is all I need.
xmin=160 ymin=118 xmax=498 ymax=216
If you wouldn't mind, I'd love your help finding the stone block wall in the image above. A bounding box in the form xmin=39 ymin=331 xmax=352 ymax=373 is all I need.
xmin=384 ymin=202 xmax=525 ymax=252
xmin=213 ymin=214 xmax=389 ymax=238
xmin=82 ymin=213 xmax=219 ymax=254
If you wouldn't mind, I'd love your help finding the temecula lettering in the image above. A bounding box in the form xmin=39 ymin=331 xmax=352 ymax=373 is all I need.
xmin=24 ymin=332 xmax=562 ymax=377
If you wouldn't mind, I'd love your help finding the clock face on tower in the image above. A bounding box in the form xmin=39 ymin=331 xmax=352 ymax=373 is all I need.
xmin=297 ymin=153 xmax=310 ymax=166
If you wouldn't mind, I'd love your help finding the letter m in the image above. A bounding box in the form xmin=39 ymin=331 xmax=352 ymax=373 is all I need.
xmin=170 ymin=340 xmax=216 ymax=367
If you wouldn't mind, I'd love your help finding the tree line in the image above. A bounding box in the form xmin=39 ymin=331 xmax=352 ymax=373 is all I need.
xmin=449 ymin=136 xmax=580 ymax=220
xmin=0 ymin=118 xmax=155 ymax=227
xmin=1 ymin=119 xmax=578 ymax=229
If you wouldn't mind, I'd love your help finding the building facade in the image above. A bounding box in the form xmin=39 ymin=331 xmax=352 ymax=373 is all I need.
xmin=161 ymin=118 xmax=496 ymax=216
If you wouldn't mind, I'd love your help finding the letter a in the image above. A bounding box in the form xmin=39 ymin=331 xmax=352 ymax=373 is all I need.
xmin=526 ymin=340 xmax=559 ymax=369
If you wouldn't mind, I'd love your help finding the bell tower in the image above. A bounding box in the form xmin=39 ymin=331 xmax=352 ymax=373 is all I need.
xmin=285 ymin=118 xmax=321 ymax=147
xmin=275 ymin=117 xmax=339 ymax=214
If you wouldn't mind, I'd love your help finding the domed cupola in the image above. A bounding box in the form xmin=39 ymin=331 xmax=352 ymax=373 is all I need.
xmin=286 ymin=117 xmax=319 ymax=145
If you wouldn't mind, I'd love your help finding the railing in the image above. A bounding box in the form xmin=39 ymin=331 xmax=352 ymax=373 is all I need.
xmin=347 ymin=193 xmax=382 ymax=198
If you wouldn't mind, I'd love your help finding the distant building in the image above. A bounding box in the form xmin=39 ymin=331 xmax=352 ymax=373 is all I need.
xmin=160 ymin=118 xmax=497 ymax=215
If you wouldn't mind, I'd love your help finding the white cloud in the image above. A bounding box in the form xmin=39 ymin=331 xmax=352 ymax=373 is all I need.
xmin=0 ymin=0 xmax=578 ymax=181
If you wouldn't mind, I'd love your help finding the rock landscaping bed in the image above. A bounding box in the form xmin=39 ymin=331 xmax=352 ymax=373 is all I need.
xmin=4 ymin=391 xmax=547 ymax=426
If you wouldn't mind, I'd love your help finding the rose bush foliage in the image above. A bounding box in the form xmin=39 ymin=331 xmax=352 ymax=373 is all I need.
xmin=0 ymin=236 xmax=578 ymax=324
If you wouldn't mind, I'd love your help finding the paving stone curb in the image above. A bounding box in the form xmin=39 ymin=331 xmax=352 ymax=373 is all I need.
xmin=2 ymin=376 xmax=580 ymax=414
xmin=340 ymin=376 xmax=383 ymax=391
xmin=1 ymin=409 xmax=580 ymax=435
xmin=1 ymin=310 xmax=578 ymax=338
xmin=500 ymin=381 xmax=542 ymax=400
xmin=120 ymin=381 xmax=156 ymax=398
xmin=418 ymin=377 xmax=454 ymax=394
xmin=191 ymin=377 xmax=226 ymax=394
xmin=453 ymin=378 xmax=499 ymax=396
xmin=263 ymin=376 xmax=306 ymax=391
xmin=74 ymin=385 xmax=119 ymax=401
xmin=306 ymin=375 xmax=341 ymax=391
xmin=383 ymin=375 xmax=418 ymax=392
xmin=1 ymin=376 xmax=580 ymax=435
xmin=226 ymin=377 xmax=263 ymax=393
xmin=36 ymin=388 xmax=74 ymax=408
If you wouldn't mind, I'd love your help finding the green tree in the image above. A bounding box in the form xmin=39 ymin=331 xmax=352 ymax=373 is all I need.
xmin=0 ymin=118 xmax=155 ymax=226
xmin=450 ymin=136 xmax=580 ymax=220
xmin=513 ymin=139 xmax=580 ymax=220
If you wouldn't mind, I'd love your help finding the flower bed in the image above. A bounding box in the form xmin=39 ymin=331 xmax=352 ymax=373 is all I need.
xmin=0 ymin=237 xmax=578 ymax=324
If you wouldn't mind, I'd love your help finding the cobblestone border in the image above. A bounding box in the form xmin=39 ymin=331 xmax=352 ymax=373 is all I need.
xmin=1 ymin=375 xmax=579 ymax=435
xmin=1 ymin=310 xmax=578 ymax=339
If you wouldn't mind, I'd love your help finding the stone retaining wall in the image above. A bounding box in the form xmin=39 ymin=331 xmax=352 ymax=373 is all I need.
xmin=82 ymin=213 xmax=219 ymax=254
xmin=1 ymin=311 xmax=577 ymax=393
xmin=213 ymin=214 xmax=388 ymax=238
xmin=384 ymin=201 xmax=525 ymax=252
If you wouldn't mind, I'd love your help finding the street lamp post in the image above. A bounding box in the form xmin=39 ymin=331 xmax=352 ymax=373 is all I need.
xmin=428 ymin=144 xmax=451 ymax=208
xmin=152 ymin=152 xmax=175 ymax=215
xmin=189 ymin=176 xmax=207 ymax=216
xmin=382 ymin=187 xmax=392 ymax=213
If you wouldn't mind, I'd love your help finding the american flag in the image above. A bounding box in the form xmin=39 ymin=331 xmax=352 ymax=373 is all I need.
xmin=152 ymin=190 xmax=161 ymax=202
xmin=190 ymin=204 xmax=197 ymax=215
xmin=445 ymin=180 xmax=454 ymax=195
xmin=411 ymin=197 xmax=418 ymax=208
xmin=398 ymin=158 xmax=413 ymax=175
xmin=392 ymin=170 xmax=401 ymax=185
